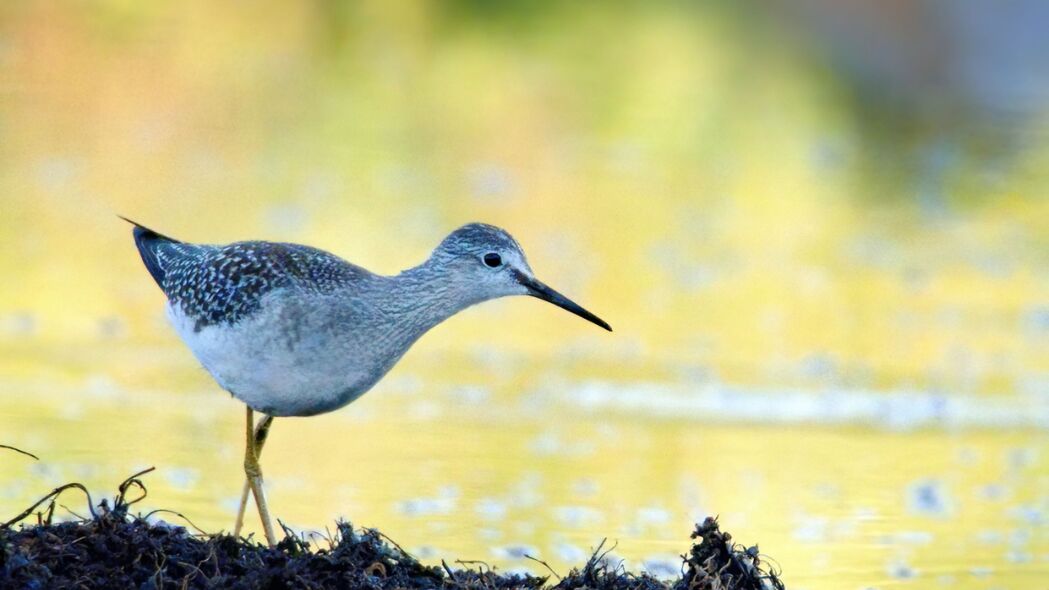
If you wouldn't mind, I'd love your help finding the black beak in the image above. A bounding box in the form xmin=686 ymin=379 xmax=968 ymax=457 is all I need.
xmin=514 ymin=270 xmax=612 ymax=332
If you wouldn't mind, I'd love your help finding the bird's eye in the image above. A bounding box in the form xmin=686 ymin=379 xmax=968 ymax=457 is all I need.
xmin=483 ymin=253 xmax=502 ymax=268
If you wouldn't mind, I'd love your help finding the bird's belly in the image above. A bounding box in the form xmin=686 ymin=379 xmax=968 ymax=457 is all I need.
xmin=167 ymin=303 xmax=381 ymax=417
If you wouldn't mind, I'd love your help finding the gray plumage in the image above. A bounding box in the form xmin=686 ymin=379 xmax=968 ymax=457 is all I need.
xmin=125 ymin=218 xmax=610 ymax=418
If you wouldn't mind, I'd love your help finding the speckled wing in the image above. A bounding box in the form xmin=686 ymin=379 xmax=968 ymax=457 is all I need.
xmin=126 ymin=220 xmax=362 ymax=331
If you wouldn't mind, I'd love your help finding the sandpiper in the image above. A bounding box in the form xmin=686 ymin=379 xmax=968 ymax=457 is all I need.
xmin=123 ymin=218 xmax=611 ymax=545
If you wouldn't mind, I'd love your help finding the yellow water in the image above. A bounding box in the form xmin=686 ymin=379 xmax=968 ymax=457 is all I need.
xmin=1 ymin=3 xmax=1048 ymax=589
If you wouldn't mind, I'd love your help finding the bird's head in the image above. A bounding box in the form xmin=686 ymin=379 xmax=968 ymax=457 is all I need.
xmin=430 ymin=223 xmax=611 ymax=331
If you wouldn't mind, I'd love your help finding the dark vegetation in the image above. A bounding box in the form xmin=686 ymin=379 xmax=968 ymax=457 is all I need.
xmin=1 ymin=461 xmax=784 ymax=589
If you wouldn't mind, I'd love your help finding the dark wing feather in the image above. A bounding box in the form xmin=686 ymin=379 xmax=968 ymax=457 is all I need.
xmin=123 ymin=217 xmax=362 ymax=329
xmin=122 ymin=216 xmax=182 ymax=287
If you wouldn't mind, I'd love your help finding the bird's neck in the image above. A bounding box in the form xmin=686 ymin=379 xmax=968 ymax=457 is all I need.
xmin=382 ymin=259 xmax=486 ymax=333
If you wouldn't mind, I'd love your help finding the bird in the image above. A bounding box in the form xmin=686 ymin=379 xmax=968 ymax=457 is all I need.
xmin=122 ymin=217 xmax=611 ymax=545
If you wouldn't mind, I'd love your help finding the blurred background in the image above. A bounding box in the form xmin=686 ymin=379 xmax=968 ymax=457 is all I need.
xmin=1 ymin=2 xmax=1047 ymax=588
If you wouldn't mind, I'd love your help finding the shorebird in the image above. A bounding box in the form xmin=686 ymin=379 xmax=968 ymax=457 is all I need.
xmin=123 ymin=218 xmax=611 ymax=545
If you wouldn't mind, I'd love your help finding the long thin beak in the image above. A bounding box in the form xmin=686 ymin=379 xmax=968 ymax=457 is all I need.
xmin=514 ymin=271 xmax=612 ymax=332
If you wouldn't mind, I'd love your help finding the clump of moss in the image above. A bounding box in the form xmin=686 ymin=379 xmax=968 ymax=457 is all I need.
xmin=677 ymin=517 xmax=785 ymax=590
xmin=0 ymin=470 xmax=784 ymax=589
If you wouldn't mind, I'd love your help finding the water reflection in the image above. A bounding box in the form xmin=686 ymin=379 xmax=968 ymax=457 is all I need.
xmin=3 ymin=344 xmax=1046 ymax=588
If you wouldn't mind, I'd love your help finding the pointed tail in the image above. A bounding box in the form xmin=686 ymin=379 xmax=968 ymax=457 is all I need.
xmin=119 ymin=215 xmax=181 ymax=288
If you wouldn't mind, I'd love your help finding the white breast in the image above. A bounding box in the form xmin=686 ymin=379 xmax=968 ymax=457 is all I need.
xmin=167 ymin=300 xmax=378 ymax=416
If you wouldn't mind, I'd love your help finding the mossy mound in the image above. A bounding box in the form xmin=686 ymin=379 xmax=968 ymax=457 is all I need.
xmin=0 ymin=470 xmax=784 ymax=589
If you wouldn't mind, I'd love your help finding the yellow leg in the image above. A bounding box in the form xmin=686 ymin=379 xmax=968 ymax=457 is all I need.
xmin=233 ymin=413 xmax=274 ymax=538
xmin=243 ymin=407 xmax=278 ymax=546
